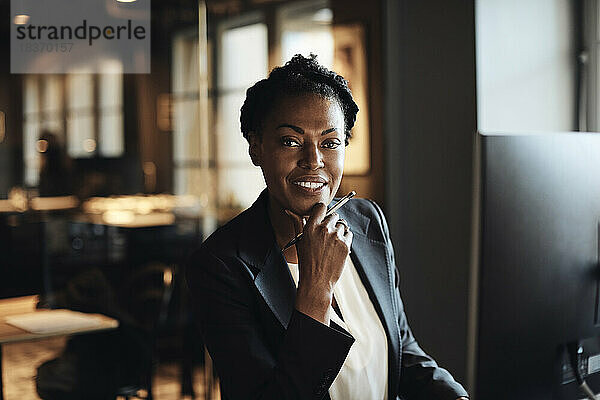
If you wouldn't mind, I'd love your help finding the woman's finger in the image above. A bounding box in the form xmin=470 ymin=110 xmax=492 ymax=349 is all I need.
xmin=323 ymin=212 xmax=340 ymax=231
xmin=305 ymin=202 xmax=327 ymax=228
xmin=343 ymin=229 xmax=353 ymax=248
xmin=336 ymin=218 xmax=349 ymax=233
xmin=334 ymin=221 xmax=346 ymax=239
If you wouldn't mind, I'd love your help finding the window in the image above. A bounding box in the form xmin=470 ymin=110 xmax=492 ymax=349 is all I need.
xmin=215 ymin=20 xmax=268 ymax=208
xmin=171 ymin=15 xmax=268 ymax=210
xmin=66 ymin=74 xmax=95 ymax=157
xmin=23 ymin=76 xmax=62 ymax=186
xmin=23 ymin=72 xmax=124 ymax=186
xmin=172 ymin=29 xmax=214 ymax=204
xmin=279 ymin=2 xmax=334 ymax=67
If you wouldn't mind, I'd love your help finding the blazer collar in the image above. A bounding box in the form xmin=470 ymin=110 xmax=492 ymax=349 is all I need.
xmin=238 ymin=190 xmax=297 ymax=328
xmin=237 ymin=189 xmax=278 ymax=270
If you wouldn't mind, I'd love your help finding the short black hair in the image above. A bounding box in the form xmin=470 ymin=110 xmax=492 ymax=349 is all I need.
xmin=240 ymin=54 xmax=358 ymax=145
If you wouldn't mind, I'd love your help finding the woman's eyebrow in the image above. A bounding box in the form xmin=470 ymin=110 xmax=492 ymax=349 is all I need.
xmin=276 ymin=124 xmax=304 ymax=134
xmin=321 ymin=128 xmax=337 ymax=136
xmin=276 ymin=124 xmax=338 ymax=136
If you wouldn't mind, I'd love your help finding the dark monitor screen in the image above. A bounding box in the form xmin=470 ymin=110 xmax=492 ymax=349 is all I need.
xmin=473 ymin=132 xmax=600 ymax=399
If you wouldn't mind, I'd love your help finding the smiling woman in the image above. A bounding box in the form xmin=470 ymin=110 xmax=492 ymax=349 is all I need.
xmin=248 ymin=94 xmax=345 ymax=215
xmin=185 ymin=54 xmax=468 ymax=400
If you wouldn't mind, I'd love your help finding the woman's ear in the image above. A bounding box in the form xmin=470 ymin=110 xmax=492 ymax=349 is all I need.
xmin=248 ymin=132 xmax=262 ymax=166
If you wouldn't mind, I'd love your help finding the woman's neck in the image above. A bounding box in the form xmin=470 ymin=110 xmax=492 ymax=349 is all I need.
xmin=267 ymin=195 xmax=299 ymax=264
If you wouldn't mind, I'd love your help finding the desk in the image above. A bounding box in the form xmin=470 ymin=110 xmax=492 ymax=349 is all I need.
xmin=0 ymin=296 xmax=118 ymax=400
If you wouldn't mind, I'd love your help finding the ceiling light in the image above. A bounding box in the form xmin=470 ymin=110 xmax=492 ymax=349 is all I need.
xmin=312 ymin=9 xmax=332 ymax=23
xmin=83 ymin=139 xmax=96 ymax=153
xmin=14 ymin=14 xmax=29 ymax=25
xmin=36 ymin=139 xmax=48 ymax=153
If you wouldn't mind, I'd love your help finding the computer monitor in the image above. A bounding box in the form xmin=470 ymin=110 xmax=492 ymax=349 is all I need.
xmin=470 ymin=132 xmax=600 ymax=399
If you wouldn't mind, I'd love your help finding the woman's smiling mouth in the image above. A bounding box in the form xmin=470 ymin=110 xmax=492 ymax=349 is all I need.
xmin=295 ymin=181 xmax=325 ymax=189
xmin=291 ymin=176 xmax=328 ymax=193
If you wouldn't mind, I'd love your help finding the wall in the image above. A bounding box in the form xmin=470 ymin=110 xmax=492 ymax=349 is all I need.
xmin=383 ymin=0 xmax=477 ymax=386
xmin=476 ymin=0 xmax=577 ymax=133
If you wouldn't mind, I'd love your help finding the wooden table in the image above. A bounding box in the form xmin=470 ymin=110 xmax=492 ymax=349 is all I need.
xmin=0 ymin=296 xmax=119 ymax=400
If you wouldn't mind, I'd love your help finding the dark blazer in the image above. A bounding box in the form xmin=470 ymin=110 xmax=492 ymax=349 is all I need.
xmin=185 ymin=190 xmax=468 ymax=400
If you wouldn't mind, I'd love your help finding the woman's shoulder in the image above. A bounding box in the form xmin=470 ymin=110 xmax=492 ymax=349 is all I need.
xmin=340 ymin=197 xmax=386 ymax=224
xmin=344 ymin=197 xmax=382 ymax=217
xmin=337 ymin=197 xmax=389 ymax=241
xmin=193 ymin=206 xmax=255 ymax=259
xmin=185 ymin=208 xmax=259 ymax=286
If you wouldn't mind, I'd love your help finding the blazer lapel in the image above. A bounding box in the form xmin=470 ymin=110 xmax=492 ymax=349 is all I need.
xmin=254 ymin=244 xmax=296 ymax=328
xmin=237 ymin=190 xmax=297 ymax=329
xmin=338 ymin=207 xmax=401 ymax=399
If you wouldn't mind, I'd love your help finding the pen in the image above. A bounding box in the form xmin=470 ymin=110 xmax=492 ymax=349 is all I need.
xmin=282 ymin=191 xmax=356 ymax=251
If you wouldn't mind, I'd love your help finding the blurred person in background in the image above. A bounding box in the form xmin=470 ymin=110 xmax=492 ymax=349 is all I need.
xmin=37 ymin=130 xmax=73 ymax=197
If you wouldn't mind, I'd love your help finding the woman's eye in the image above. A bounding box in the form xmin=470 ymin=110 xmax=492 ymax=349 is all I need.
xmin=321 ymin=140 xmax=341 ymax=149
xmin=281 ymin=137 xmax=301 ymax=147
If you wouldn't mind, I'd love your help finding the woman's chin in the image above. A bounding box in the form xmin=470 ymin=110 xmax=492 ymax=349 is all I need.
xmin=286 ymin=197 xmax=330 ymax=217
xmin=268 ymin=188 xmax=333 ymax=217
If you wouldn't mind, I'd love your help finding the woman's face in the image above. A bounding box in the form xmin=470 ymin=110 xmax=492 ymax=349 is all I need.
xmin=249 ymin=93 xmax=346 ymax=216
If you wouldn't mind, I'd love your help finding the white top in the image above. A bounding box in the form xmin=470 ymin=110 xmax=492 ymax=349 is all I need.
xmin=287 ymin=257 xmax=388 ymax=400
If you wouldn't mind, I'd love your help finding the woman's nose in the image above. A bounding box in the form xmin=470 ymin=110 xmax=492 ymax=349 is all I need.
xmin=299 ymin=144 xmax=324 ymax=170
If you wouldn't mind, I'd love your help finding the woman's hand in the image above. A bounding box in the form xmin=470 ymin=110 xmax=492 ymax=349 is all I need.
xmin=286 ymin=202 xmax=353 ymax=325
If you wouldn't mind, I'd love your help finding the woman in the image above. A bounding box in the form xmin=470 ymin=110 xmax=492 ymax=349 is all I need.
xmin=37 ymin=130 xmax=73 ymax=197
xmin=185 ymin=54 xmax=468 ymax=400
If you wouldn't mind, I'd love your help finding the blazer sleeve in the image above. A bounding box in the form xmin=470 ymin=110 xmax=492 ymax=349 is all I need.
xmin=367 ymin=200 xmax=469 ymax=400
xmin=185 ymin=248 xmax=355 ymax=400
